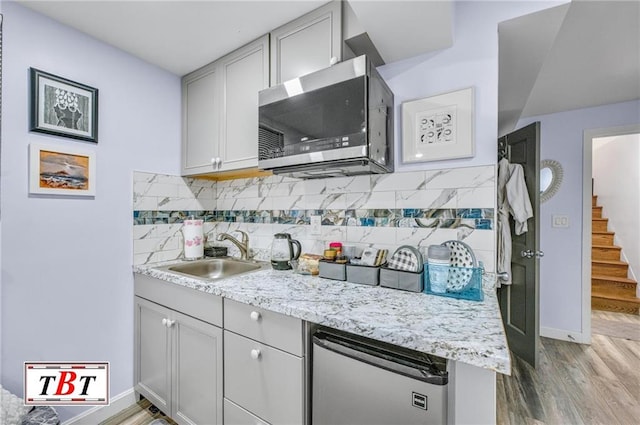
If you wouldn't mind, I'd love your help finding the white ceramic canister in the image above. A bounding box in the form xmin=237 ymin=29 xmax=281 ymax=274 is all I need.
xmin=183 ymin=219 xmax=204 ymax=260
xmin=427 ymin=245 xmax=451 ymax=293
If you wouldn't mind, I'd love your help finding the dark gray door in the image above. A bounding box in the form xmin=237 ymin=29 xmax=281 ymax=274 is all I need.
xmin=498 ymin=122 xmax=541 ymax=367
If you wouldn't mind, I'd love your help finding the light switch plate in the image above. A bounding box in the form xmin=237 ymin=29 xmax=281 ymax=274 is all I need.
xmin=552 ymin=215 xmax=569 ymax=228
xmin=310 ymin=215 xmax=322 ymax=235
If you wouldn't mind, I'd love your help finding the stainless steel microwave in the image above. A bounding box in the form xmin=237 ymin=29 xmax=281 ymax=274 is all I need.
xmin=258 ymin=55 xmax=394 ymax=178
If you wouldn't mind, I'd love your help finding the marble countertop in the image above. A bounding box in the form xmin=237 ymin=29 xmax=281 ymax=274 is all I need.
xmin=133 ymin=260 xmax=511 ymax=375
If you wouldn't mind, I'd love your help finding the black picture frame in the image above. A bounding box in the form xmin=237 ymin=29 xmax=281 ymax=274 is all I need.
xmin=29 ymin=68 xmax=98 ymax=143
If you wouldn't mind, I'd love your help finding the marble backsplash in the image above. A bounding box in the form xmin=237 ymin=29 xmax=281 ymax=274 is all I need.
xmin=132 ymin=166 xmax=497 ymax=271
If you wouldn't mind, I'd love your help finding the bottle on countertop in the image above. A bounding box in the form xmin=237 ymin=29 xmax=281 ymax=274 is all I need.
xmin=427 ymin=245 xmax=451 ymax=293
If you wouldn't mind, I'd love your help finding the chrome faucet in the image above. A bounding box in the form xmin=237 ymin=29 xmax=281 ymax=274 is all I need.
xmin=216 ymin=230 xmax=250 ymax=260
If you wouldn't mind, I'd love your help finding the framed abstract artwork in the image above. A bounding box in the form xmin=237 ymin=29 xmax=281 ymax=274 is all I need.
xmin=29 ymin=143 xmax=96 ymax=196
xmin=402 ymin=87 xmax=475 ymax=163
xmin=29 ymin=68 xmax=98 ymax=143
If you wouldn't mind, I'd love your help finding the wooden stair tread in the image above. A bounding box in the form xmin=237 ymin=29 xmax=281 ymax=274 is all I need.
xmin=592 ymin=274 xmax=636 ymax=284
xmin=591 ymin=291 xmax=640 ymax=304
xmin=592 ymin=244 xmax=621 ymax=249
xmin=592 ymin=231 xmax=614 ymax=235
xmin=592 ymin=259 xmax=628 ymax=266
xmin=593 ymin=218 xmax=608 ymax=221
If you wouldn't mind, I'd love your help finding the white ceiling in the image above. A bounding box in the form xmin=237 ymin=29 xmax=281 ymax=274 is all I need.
xmin=16 ymin=0 xmax=454 ymax=76
xmin=17 ymin=0 xmax=329 ymax=76
xmin=347 ymin=0 xmax=452 ymax=64
xmin=16 ymin=0 xmax=640 ymax=130
xmin=499 ymin=0 xmax=640 ymax=136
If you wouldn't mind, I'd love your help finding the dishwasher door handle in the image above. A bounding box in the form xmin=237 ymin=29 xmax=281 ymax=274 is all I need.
xmin=313 ymin=333 xmax=448 ymax=386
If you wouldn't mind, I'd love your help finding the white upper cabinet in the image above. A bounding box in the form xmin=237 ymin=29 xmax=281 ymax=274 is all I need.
xmin=270 ymin=1 xmax=342 ymax=85
xmin=181 ymin=1 xmax=343 ymax=177
xmin=219 ymin=36 xmax=269 ymax=172
xmin=181 ymin=36 xmax=268 ymax=176
xmin=182 ymin=65 xmax=219 ymax=175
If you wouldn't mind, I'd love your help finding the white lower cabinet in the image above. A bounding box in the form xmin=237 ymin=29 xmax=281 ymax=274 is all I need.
xmin=223 ymin=299 xmax=306 ymax=425
xmin=134 ymin=279 xmax=224 ymax=425
xmin=134 ymin=274 xmax=306 ymax=425
xmin=224 ymin=331 xmax=304 ymax=425
xmin=224 ymin=394 xmax=269 ymax=425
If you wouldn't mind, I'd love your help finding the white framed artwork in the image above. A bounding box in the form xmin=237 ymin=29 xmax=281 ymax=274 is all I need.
xmin=401 ymin=87 xmax=475 ymax=163
xmin=29 ymin=143 xmax=96 ymax=196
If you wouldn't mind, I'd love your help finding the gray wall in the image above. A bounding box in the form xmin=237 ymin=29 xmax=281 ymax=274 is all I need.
xmin=518 ymin=100 xmax=640 ymax=338
xmin=0 ymin=2 xmax=180 ymax=421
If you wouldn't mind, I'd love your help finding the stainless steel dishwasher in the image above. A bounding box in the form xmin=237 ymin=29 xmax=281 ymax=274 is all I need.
xmin=312 ymin=328 xmax=448 ymax=425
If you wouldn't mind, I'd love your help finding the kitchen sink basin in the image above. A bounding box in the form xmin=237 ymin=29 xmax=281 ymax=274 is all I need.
xmin=158 ymin=257 xmax=269 ymax=281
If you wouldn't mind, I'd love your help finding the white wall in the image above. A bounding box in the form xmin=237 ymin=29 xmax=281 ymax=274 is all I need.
xmin=518 ymin=100 xmax=640 ymax=337
xmin=593 ymin=134 xmax=640 ymax=282
xmin=0 ymin=2 xmax=180 ymax=421
xmin=378 ymin=0 xmax=564 ymax=172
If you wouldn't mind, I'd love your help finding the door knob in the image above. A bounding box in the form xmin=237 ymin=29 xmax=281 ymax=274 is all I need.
xmin=497 ymin=271 xmax=510 ymax=281
xmin=521 ymin=250 xmax=544 ymax=259
xmin=250 ymin=349 xmax=261 ymax=360
xmin=250 ymin=311 xmax=261 ymax=321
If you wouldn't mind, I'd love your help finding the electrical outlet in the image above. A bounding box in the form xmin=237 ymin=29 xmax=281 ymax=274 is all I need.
xmin=310 ymin=215 xmax=322 ymax=235
xmin=552 ymin=215 xmax=569 ymax=228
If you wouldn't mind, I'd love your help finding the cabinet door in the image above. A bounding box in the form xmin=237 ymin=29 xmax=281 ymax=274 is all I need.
xmin=135 ymin=297 xmax=172 ymax=415
xmin=224 ymin=398 xmax=270 ymax=425
xmin=224 ymin=331 xmax=304 ymax=425
xmin=270 ymin=1 xmax=342 ymax=85
xmin=172 ymin=310 xmax=223 ymax=425
xmin=182 ymin=64 xmax=220 ymax=175
xmin=219 ymin=35 xmax=269 ymax=172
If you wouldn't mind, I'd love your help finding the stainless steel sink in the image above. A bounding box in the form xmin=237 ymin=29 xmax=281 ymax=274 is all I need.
xmin=158 ymin=257 xmax=269 ymax=281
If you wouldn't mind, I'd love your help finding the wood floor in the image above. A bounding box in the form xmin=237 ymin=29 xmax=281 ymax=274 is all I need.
xmin=497 ymin=310 xmax=640 ymax=425
xmin=99 ymin=398 xmax=176 ymax=425
xmin=104 ymin=311 xmax=639 ymax=425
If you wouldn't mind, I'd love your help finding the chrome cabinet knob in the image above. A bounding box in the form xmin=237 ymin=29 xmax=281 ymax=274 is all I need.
xmin=250 ymin=349 xmax=261 ymax=360
xmin=250 ymin=311 xmax=261 ymax=322
xmin=211 ymin=157 xmax=222 ymax=170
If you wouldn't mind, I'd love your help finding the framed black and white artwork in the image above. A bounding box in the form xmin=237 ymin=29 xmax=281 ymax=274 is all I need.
xmin=401 ymin=87 xmax=474 ymax=163
xmin=29 ymin=68 xmax=98 ymax=143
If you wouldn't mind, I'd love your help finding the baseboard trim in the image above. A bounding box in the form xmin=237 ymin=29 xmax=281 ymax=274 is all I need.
xmin=541 ymin=326 xmax=590 ymax=344
xmin=62 ymin=388 xmax=136 ymax=425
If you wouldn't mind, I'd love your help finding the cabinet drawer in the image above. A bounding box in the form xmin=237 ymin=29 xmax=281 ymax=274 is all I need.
xmin=224 ymin=398 xmax=269 ymax=425
xmin=134 ymin=274 xmax=223 ymax=327
xmin=224 ymin=331 xmax=304 ymax=425
xmin=224 ymin=299 xmax=303 ymax=355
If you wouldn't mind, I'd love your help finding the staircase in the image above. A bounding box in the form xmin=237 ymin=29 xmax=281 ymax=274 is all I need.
xmin=591 ymin=195 xmax=640 ymax=315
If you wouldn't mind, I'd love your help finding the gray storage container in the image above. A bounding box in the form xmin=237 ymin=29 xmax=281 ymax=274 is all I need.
xmin=319 ymin=261 xmax=347 ymax=281
xmin=379 ymin=267 xmax=424 ymax=292
xmin=346 ymin=264 xmax=380 ymax=286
